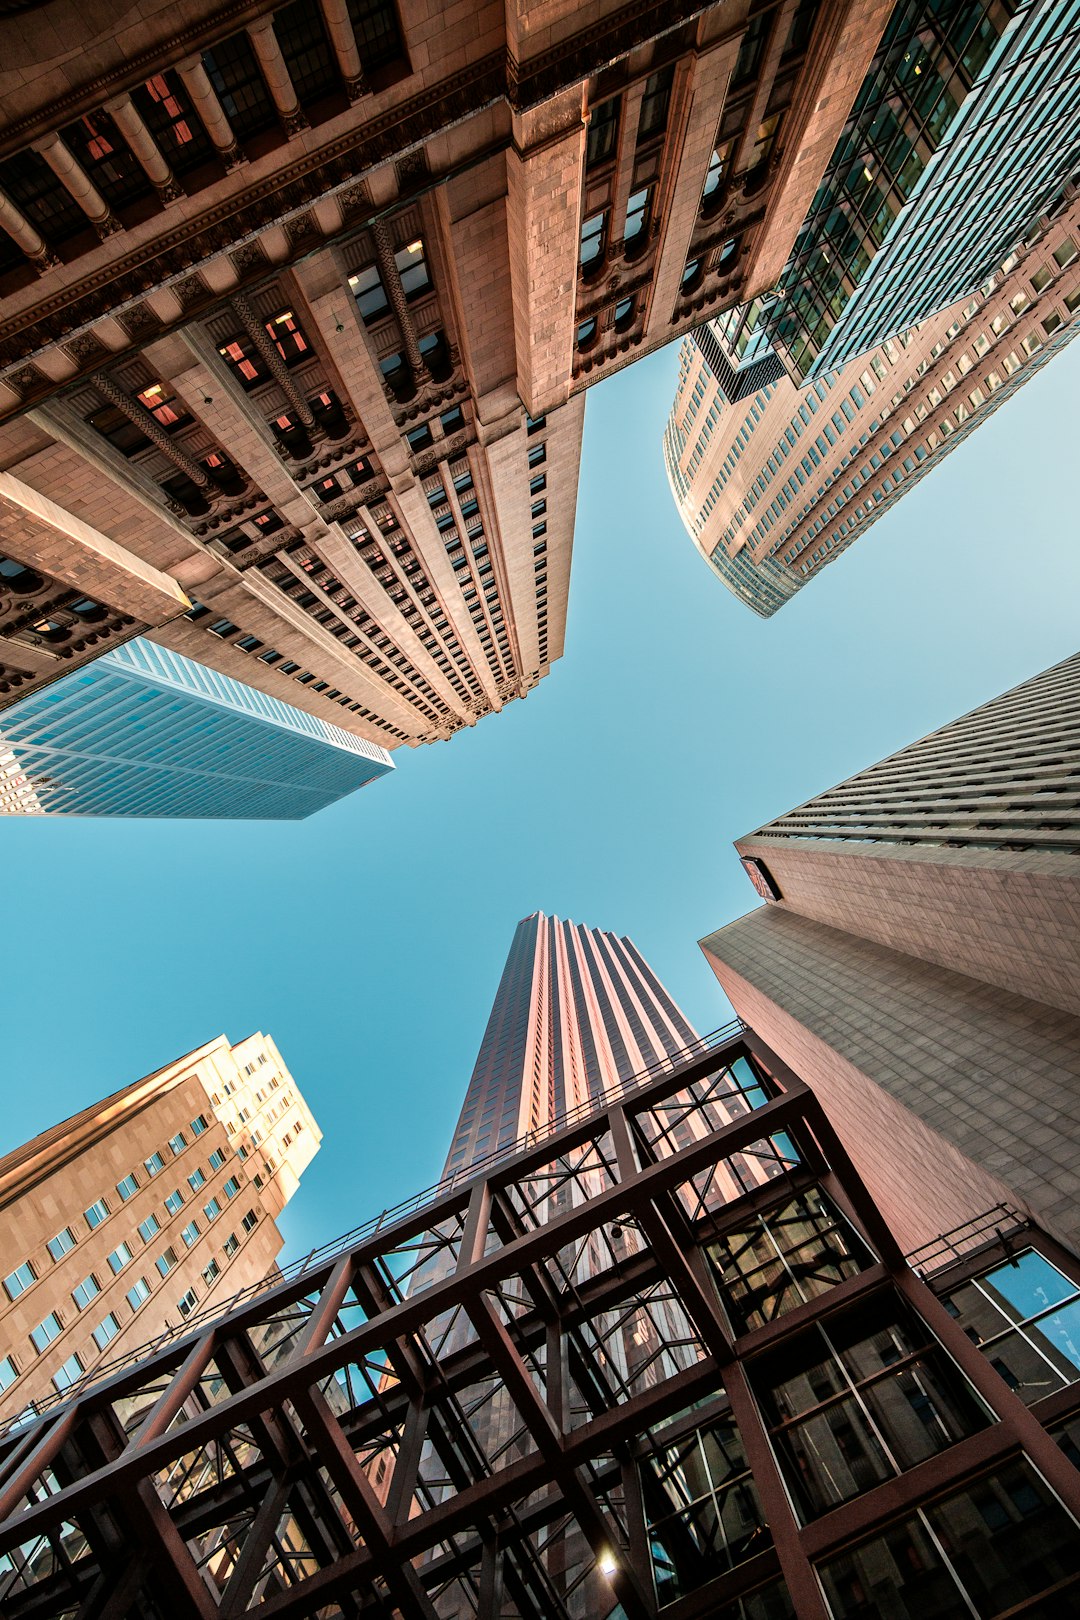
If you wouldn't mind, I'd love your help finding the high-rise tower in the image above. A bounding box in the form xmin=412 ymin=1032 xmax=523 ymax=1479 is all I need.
xmin=443 ymin=913 xmax=699 ymax=1178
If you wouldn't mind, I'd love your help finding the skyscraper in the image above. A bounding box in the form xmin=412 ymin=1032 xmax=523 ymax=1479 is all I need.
xmin=0 ymin=0 xmax=893 ymax=741
xmin=763 ymin=0 xmax=1080 ymax=382
xmin=664 ymin=200 xmax=1080 ymax=614
xmin=0 ymin=1032 xmax=320 ymax=1428
xmin=700 ymin=651 xmax=1080 ymax=1254
xmin=0 ymin=635 xmax=393 ymax=817
xmin=442 ymin=912 xmax=701 ymax=1178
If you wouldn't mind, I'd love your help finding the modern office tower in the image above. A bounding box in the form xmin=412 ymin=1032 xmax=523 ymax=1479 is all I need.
xmin=763 ymin=0 xmax=1080 ymax=382
xmin=442 ymin=911 xmax=701 ymax=1178
xmin=0 ymin=635 xmax=392 ymax=817
xmin=0 ymin=1033 xmax=319 ymax=1428
xmin=663 ymin=198 xmax=1080 ymax=614
xmin=700 ymin=651 xmax=1080 ymax=1254
xmin=7 ymin=1027 xmax=1080 ymax=1619
xmin=0 ymin=0 xmax=893 ymax=744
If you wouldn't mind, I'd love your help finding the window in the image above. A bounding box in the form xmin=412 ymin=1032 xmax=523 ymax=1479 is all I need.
xmin=819 ymin=1460 xmax=1080 ymax=1618
xmin=47 ymin=1228 xmax=76 ymax=1263
xmin=178 ymin=1288 xmax=200 ymax=1318
xmin=641 ymin=1414 xmax=769 ymax=1604
xmin=52 ymin=1352 xmax=84 ymax=1393
xmin=107 ymin=1243 xmax=133 ymax=1275
xmin=348 ymin=261 xmax=389 ymax=321
xmin=753 ymin=1293 xmax=986 ymax=1521
xmin=84 ymin=1198 xmax=109 ymax=1230
xmin=165 ymin=1188 xmax=184 ymax=1215
xmin=133 ymin=71 xmax=212 ymax=174
xmin=61 ymin=108 xmax=153 ymax=212
xmin=168 ymin=1132 xmax=186 ymax=1156
xmin=203 ymin=32 xmax=278 ymax=140
xmin=579 ymin=209 xmax=607 ymax=269
xmin=224 ymin=1232 xmax=240 ymax=1257
xmin=92 ymin=1313 xmax=121 ymax=1352
xmin=188 ymin=1168 xmax=206 ymax=1191
xmin=156 ymin=1247 xmax=179 ymax=1278
xmin=942 ymin=1249 xmax=1080 ymax=1403
xmin=126 ymin=1277 xmax=152 ymax=1312
xmin=217 ymin=334 xmax=270 ymax=389
xmin=406 ymin=423 xmax=434 ymax=452
xmin=3 ymin=1260 xmax=36 ymax=1301
xmin=527 ymin=443 xmax=546 ymax=468
xmin=208 ymin=1148 xmax=227 ymax=1171
xmin=223 ymin=1176 xmax=241 ymax=1199
xmin=144 ymin=1152 xmax=165 ymax=1177
xmin=137 ymin=1213 xmax=161 ymax=1244
xmin=708 ymin=1187 xmax=865 ymax=1334
xmin=190 ymin=1114 xmax=209 ymax=1136
xmin=265 ymin=309 xmax=310 ymax=366
xmin=71 ymin=1275 xmax=101 ymax=1311
xmin=30 ymin=1312 xmax=63 ymax=1353
xmin=614 ymin=296 xmax=635 ymax=331
xmin=586 ymin=96 xmax=620 ymax=166
xmin=623 ymin=186 xmax=651 ymax=249
xmin=242 ymin=1209 xmax=259 ymax=1233
xmin=702 ymin=140 xmax=732 ymax=204
xmin=395 ymin=238 xmax=431 ymax=299
xmin=116 ymin=1173 xmax=139 ymax=1202
xmin=181 ymin=1221 xmax=201 ymax=1248
xmin=202 ymin=1258 xmax=221 ymax=1287
xmin=637 ymin=65 xmax=674 ymax=141
xmin=576 ymin=317 xmax=597 ymax=349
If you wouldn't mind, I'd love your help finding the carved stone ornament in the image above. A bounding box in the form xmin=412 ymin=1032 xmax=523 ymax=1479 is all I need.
xmin=63 ymin=331 xmax=110 ymax=365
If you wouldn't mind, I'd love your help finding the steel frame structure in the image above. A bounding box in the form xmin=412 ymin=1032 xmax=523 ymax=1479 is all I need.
xmin=3 ymin=1030 xmax=1080 ymax=1620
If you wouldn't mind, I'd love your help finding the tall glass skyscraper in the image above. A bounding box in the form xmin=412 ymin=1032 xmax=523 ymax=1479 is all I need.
xmin=0 ymin=638 xmax=393 ymax=819
xmin=442 ymin=912 xmax=702 ymax=1177
xmin=767 ymin=0 xmax=1080 ymax=380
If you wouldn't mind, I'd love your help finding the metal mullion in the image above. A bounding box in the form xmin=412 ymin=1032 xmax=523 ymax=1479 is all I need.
xmin=217 ymin=1475 xmax=291 ymax=1618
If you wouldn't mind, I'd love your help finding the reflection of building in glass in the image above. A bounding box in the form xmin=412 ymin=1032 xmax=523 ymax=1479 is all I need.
xmin=0 ymin=637 xmax=392 ymax=818
xmin=702 ymin=651 xmax=1080 ymax=1254
xmin=763 ymin=0 xmax=1080 ymax=381
xmin=0 ymin=1033 xmax=319 ymax=1430
xmin=5 ymin=1028 xmax=1080 ymax=1617
xmin=663 ymin=200 xmax=1080 ymax=615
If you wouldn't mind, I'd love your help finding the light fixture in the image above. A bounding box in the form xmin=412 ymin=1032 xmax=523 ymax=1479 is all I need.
xmin=598 ymin=1551 xmax=618 ymax=1577
xmin=405 ymin=238 xmax=423 ymax=254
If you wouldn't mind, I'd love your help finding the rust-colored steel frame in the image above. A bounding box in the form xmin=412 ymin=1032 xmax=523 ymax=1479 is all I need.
xmin=2 ymin=1031 xmax=1080 ymax=1620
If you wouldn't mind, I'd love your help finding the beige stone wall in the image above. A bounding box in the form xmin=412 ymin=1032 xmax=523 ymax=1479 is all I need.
xmin=700 ymin=906 xmax=1080 ymax=1255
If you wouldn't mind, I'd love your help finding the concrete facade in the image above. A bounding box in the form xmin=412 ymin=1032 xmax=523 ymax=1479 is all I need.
xmin=664 ymin=197 xmax=1080 ymax=614
xmin=0 ymin=0 xmax=892 ymax=743
xmin=0 ymin=1032 xmax=320 ymax=1427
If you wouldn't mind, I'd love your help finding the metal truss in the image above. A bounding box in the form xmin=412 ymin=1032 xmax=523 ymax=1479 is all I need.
xmin=3 ymin=1032 xmax=1080 ymax=1620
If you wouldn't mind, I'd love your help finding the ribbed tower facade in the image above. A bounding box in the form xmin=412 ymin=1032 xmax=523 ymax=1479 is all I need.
xmin=443 ymin=913 xmax=698 ymax=1176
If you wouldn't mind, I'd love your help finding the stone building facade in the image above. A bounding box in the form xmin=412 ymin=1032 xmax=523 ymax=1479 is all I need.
xmin=0 ymin=1032 xmax=320 ymax=1427
xmin=0 ymin=0 xmax=891 ymax=744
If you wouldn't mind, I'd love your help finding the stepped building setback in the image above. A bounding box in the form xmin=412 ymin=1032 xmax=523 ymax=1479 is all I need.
xmin=0 ymin=1032 xmax=320 ymax=1428
xmin=0 ymin=0 xmax=891 ymax=751
xmin=664 ymin=194 xmax=1080 ymax=615
xmin=701 ymin=652 xmax=1080 ymax=1253
xmin=0 ymin=635 xmax=393 ymax=817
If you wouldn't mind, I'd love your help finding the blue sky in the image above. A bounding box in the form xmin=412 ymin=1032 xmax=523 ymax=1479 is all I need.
xmin=3 ymin=333 xmax=1078 ymax=1262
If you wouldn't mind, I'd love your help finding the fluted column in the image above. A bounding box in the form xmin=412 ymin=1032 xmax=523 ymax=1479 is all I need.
xmin=32 ymin=132 xmax=121 ymax=236
xmin=231 ymin=293 xmax=316 ymax=427
xmin=105 ymin=95 xmax=184 ymax=204
xmin=0 ymin=188 xmax=59 ymax=269
xmin=318 ymin=0 xmax=366 ymax=100
xmin=177 ymin=57 xmax=243 ymax=167
xmin=247 ymin=18 xmax=308 ymax=136
xmin=94 ymin=375 xmax=212 ymax=487
xmin=371 ymin=218 xmax=424 ymax=373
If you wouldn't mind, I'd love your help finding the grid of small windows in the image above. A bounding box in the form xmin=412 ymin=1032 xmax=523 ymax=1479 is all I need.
xmin=203 ymin=32 xmax=280 ymax=140
xmin=272 ymin=0 xmax=340 ymax=105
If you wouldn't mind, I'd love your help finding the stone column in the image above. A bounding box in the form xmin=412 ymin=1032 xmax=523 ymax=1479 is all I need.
xmin=176 ymin=57 xmax=243 ymax=168
xmin=94 ymin=375 xmax=212 ymax=488
xmin=318 ymin=0 xmax=366 ymax=100
xmin=105 ymin=95 xmax=184 ymax=205
xmin=231 ymin=293 xmax=316 ymax=427
xmin=32 ymin=132 xmax=120 ymax=236
xmin=247 ymin=18 xmax=308 ymax=136
xmin=0 ymin=188 xmax=59 ymax=269
xmin=370 ymin=217 xmax=424 ymax=373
